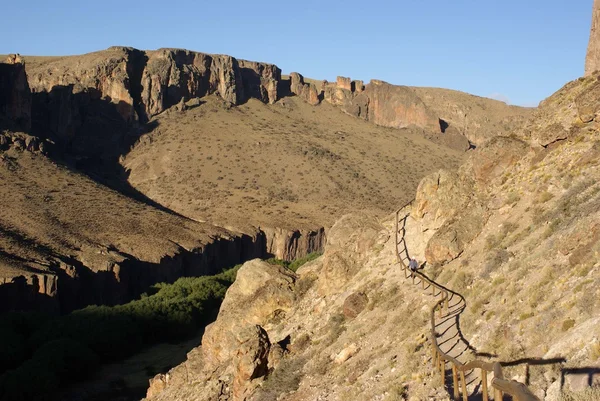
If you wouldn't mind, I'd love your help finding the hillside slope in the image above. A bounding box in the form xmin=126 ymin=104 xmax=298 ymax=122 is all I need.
xmin=122 ymin=95 xmax=462 ymax=232
xmin=144 ymin=74 xmax=600 ymax=401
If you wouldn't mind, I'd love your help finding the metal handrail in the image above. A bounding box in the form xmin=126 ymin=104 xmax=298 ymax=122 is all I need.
xmin=395 ymin=203 xmax=539 ymax=401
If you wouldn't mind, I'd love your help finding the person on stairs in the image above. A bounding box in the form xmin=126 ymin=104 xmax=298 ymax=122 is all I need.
xmin=408 ymin=258 xmax=419 ymax=273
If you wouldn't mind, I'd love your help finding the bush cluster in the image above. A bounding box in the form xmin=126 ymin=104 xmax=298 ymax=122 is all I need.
xmin=0 ymin=266 xmax=239 ymax=401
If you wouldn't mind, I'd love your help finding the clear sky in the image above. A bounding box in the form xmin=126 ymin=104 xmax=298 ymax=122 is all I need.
xmin=1 ymin=0 xmax=593 ymax=106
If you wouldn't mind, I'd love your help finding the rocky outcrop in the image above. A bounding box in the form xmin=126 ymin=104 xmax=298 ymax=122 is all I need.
xmin=262 ymin=226 xmax=326 ymax=261
xmin=289 ymin=72 xmax=320 ymax=105
xmin=0 ymin=131 xmax=48 ymax=153
xmin=239 ymin=59 xmax=281 ymax=104
xmin=25 ymin=47 xmax=281 ymax=161
xmin=0 ymin=55 xmax=31 ymax=130
xmin=145 ymin=260 xmax=296 ymax=400
xmin=586 ymin=0 xmax=600 ymax=76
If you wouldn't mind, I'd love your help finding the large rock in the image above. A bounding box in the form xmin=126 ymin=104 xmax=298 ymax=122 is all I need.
xmin=201 ymin=260 xmax=296 ymax=369
xmin=0 ymin=55 xmax=32 ymax=130
xmin=586 ymin=0 xmax=600 ymax=76
xmin=289 ymin=72 xmax=321 ymax=106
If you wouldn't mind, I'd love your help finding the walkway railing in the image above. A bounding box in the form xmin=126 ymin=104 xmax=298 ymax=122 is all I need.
xmin=395 ymin=201 xmax=540 ymax=401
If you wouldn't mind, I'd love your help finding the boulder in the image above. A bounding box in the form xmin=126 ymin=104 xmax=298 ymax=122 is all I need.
xmin=201 ymin=260 xmax=296 ymax=369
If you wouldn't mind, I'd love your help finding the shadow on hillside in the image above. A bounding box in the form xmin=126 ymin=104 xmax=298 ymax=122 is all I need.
xmin=29 ymin=84 xmax=191 ymax=218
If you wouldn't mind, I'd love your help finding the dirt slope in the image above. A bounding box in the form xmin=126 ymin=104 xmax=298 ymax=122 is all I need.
xmin=123 ymin=95 xmax=463 ymax=232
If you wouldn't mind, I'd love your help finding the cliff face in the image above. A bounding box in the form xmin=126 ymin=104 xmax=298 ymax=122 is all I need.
xmin=0 ymin=55 xmax=31 ymax=131
xmin=586 ymin=0 xmax=600 ymax=76
xmin=286 ymin=74 xmax=530 ymax=150
xmin=25 ymin=47 xmax=281 ymax=161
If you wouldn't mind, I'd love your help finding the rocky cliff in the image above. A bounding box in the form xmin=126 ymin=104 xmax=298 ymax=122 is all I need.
xmin=25 ymin=47 xmax=281 ymax=162
xmin=586 ymin=0 xmax=600 ymax=76
xmin=284 ymin=73 xmax=532 ymax=150
xmin=0 ymin=55 xmax=31 ymax=131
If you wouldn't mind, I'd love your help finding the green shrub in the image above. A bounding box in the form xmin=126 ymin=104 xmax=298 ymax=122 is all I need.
xmin=0 ymin=265 xmax=241 ymax=401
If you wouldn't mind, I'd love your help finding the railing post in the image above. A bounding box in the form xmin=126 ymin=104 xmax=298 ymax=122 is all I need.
xmin=482 ymin=369 xmax=488 ymax=401
xmin=495 ymin=389 xmax=502 ymax=401
xmin=412 ymin=271 xmax=415 ymax=284
xmin=422 ymin=277 xmax=425 ymax=289
xmin=452 ymin=365 xmax=459 ymax=401
xmin=444 ymin=292 xmax=449 ymax=315
xmin=460 ymin=370 xmax=468 ymax=401
xmin=440 ymin=358 xmax=445 ymax=387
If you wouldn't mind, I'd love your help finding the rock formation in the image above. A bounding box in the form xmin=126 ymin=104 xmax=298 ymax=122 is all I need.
xmin=585 ymin=0 xmax=600 ymax=76
xmin=25 ymin=47 xmax=281 ymax=161
xmin=0 ymin=55 xmax=31 ymax=130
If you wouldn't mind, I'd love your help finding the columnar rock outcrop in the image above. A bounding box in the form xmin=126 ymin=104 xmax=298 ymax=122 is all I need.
xmin=585 ymin=0 xmax=600 ymax=76
xmin=0 ymin=54 xmax=31 ymax=130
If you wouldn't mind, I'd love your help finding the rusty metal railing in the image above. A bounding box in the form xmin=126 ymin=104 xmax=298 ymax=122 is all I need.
xmin=395 ymin=202 xmax=539 ymax=401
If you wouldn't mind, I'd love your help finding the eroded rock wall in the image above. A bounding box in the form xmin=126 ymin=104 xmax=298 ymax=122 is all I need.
xmin=0 ymin=55 xmax=31 ymax=131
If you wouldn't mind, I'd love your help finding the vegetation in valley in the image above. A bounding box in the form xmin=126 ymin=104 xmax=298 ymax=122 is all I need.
xmin=0 ymin=266 xmax=240 ymax=401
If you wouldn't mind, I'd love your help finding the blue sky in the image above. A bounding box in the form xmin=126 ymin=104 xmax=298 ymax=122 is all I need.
xmin=0 ymin=0 xmax=593 ymax=106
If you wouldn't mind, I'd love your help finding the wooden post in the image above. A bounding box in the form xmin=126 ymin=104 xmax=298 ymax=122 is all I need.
xmin=412 ymin=271 xmax=415 ymax=284
xmin=495 ymin=389 xmax=502 ymax=401
xmin=444 ymin=293 xmax=449 ymax=315
xmin=422 ymin=277 xmax=425 ymax=289
xmin=460 ymin=370 xmax=468 ymax=401
xmin=440 ymin=358 xmax=445 ymax=387
xmin=452 ymin=365 xmax=459 ymax=401
xmin=482 ymin=369 xmax=488 ymax=401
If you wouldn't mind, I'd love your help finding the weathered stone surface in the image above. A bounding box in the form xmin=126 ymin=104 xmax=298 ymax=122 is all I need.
xmin=365 ymin=80 xmax=440 ymax=132
xmin=425 ymin=204 xmax=488 ymax=265
xmin=289 ymin=72 xmax=321 ymax=106
xmin=262 ymin=227 xmax=325 ymax=262
xmin=343 ymin=292 xmax=368 ymax=318
xmin=465 ymin=136 xmax=528 ymax=184
xmin=586 ymin=0 xmax=600 ymax=76
xmin=0 ymin=55 xmax=31 ymax=130
xmin=318 ymin=213 xmax=386 ymax=295
xmin=239 ymin=59 xmax=281 ymax=104
xmin=202 ymin=260 xmax=296 ymax=369
xmin=336 ymin=76 xmax=352 ymax=91
xmin=575 ymin=79 xmax=600 ymax=123
xmin=352 ymin=80 xmax=364 ymax=93
xmin=232 ymin=325 xmax=271 ymax=400
xmin=414 ymin=169 xmax=470 ymax=228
